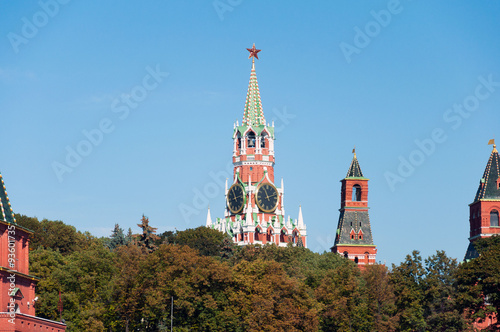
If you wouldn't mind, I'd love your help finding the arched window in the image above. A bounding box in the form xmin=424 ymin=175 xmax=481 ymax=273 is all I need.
xmin=237 ymin=133 xmax=242 ymax=149
xmin=352 ymin=185 xmax=362 ymax=201
xmin=491 ymin=210 xmax=499 ymax=227
xmin=266 ymin=229 xmax=272 ymax=242
xmin=292 ymin=231 xmax=298 ymax=244
xmin=343 ymin=251 xmax=348 ymax=258
xmin=364 ymin=252 xmax=370 ymax=265
xmin=260 ymin=132 xmax=268 ymax=148
xmin=255 ymin=228 xmax=261 ymax=241
xmin=280 ymin=230 xmax=286 ymax=242
xmin=354 ymin=257 xmax=359 ymax=264
xmin=247 ymin=131 xmax=256 ymax=148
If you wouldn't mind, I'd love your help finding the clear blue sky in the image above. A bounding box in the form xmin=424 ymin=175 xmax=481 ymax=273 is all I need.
xmin=1 ymin=1 xmax=500 ymax=265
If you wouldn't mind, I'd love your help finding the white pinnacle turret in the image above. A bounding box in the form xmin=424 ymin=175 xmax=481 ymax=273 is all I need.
xmin=206 ymin=206 xmax=212 ymax=227
xmin=298 ymin=205 xmax=305 ymax=230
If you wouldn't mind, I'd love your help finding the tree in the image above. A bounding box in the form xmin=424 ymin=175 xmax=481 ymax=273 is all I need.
xmin=390 ymin=250 xmax=426 ymax=332
xmin=15 ymin=213 xmax=96 ymax=255
xmin=111 ymin=244 xmax=147 ymax=332
xmin=125 ymin=228 xmax=133 ymax=244
xmin=362 ymin=264 xmax=398 ymax=331
xmin=108 ymin=224 xmax=126 ymax=250
xmin=422 ymin=251 xmax=465 ymax=331
xmin=175 ymin=226 xmax=231 ymax=258
xmin=456 ymin=236 xmax=500 ymax=330
xmin=136 ymin=244 xmax=236 ymax=331
xmin=134 ymin=215 xmax=160 ymax=253
xmin=316 ymin=262 xmax=370 ymax=332
xmin=51 ymin=242 xmax=117 ymax=331
xmin=232 ymin=258 xmax=320 ymax=332
xmin=29 ymin=247 xmax=67 ymax=321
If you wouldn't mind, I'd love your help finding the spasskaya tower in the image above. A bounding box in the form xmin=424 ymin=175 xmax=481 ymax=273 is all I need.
xmin=206 ymin=45 xmax=307 ymax=247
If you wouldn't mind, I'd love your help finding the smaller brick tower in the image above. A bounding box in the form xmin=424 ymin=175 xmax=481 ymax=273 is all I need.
xmin=464 ymin=140 xmax=500 ymax=260
xmin=0 ymin=172 xmax=66 ymax=331
xmin=332 ymin=150 xmax=377 ymax=268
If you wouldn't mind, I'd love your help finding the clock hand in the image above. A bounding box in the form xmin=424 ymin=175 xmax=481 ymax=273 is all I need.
xmin=263 ymin=187 xmax=270 ymax=200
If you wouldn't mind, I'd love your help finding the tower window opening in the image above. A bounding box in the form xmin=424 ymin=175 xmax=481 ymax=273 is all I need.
xmin=260 ymin=132 xmax=268 ymax=148
xmin=351 ymin=234 xmax=354 ymax=240
xmin=267 ymin=229 xmax=272 ymax=242
xmin=352 ymin=185 xmax=362 ymax=201
xmin=247 ymin=131 xmax=256 ymax=148
xmin=354 ymin=257 xmax=359 ymax=264
xmin=491 ymin=210 xmax=499 ymax=227
xmin=255 ymin=228 xmax=261 ymax=241
xmin=280 ymin=230 xmax=286 ymax=242
xmin=237 ymin=134 xmax=242 ymax=149
xmin=343 ymin=251 xmax=348 ymax=258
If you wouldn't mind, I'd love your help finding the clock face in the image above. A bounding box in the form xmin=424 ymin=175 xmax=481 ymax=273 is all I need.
xmin=256 ymin=183 xmax=279 ymax=213
xmin=227 ymin=183 xmax=245 ymax=214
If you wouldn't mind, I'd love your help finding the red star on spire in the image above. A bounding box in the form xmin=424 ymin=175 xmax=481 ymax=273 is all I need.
xmin=246 ymin=44 xmax=261 ymax=60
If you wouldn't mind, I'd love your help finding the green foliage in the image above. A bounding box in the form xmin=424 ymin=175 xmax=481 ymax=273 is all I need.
xmin=456 ymin=237 xmax=500 ymax=330
xmin=15 ymin=213 xmax=97 ymax=255
xmin=423 ymin=251 xmax=465 ymax=331
xmin=316 ymin=263 xmax=371 ymax=332
xmin=107 ymin=223 xmax=127 ymax=249
xmin=390 ymin=250 xmax=426 ymax=331
xmin=22 ymin=213 xmax=496 ymax=331
xmin=134 ymin=215 xmax=160 ymax=253
xmin=175 ymin=226 xmax=234 ymax=258
xmin=362 ymin=264 xmax=398 ymax=331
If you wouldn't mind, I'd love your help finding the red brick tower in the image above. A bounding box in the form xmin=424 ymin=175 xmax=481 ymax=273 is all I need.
xmin=331 ymin=150 xmax=377 ymax=268
xmin=465 ymin=141 xmax=500 ymax=260
xmin=0 ymin=172 xmax=66 ymax=330
xmin=207 ymin=45 xmax=306 ymax=247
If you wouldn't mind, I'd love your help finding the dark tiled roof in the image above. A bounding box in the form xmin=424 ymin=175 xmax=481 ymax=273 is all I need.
xmin=464 ymin=242 xmax=479 ymax=261
xmin=334 ymin=210 xmax=374 ymax=246
xmin=0 ymin=173 xmax=16 ymax=224
xmin=346 ymin=155 xmax=364 ymax=178
xmin=474 ymin=149 xmax=500 ymax=202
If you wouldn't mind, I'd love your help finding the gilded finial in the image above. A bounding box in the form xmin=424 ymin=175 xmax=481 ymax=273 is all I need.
xmin=352 ymin=146 xmax=356 ymax=158
xmin=488 ymin=139 xmax=497 ymax=153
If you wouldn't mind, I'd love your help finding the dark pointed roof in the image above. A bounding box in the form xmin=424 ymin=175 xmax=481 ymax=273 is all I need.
xmin=474 ymin=144 xmax=500 ymax=202
xmin=346 ymin=153 xmax=364 ymax=178
xmin=0 ymin=172 xmax=16 ymax=224
xmin=333 ymin=210 xmax=375 ymax=246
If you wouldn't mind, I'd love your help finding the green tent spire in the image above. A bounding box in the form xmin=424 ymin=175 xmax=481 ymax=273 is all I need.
xmin=0 ymin=172 xmax=16 ymax=224
xmin=242 ymin=44 xmax=265 ymax=126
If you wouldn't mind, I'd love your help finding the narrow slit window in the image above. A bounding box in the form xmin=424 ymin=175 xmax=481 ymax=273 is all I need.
xmin=491 ymin=210 xmax=499 ymax=227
